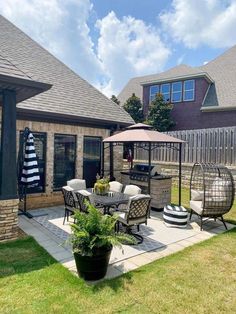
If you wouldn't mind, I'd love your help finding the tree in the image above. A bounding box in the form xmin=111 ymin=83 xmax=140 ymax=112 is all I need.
xmin=147 ymin=93 xmax=175 ymax=131
xmin=123 ymin=93 xmax=144 ymax=123
xmin=110 ymin=95 xmax=120 ymax=105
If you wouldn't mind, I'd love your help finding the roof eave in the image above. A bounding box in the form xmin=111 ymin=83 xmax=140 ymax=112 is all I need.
xmin=140 ymin=72 xmax=214 ymax=86
xmin=16 ymin=107 xmax=133 ymax=129
xmin=0 ymin=73 xmax=52 ymax=103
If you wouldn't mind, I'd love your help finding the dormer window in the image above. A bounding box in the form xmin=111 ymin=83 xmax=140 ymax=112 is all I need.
xmin=148 ymin=79 xmax=195 ymax=104
xmin=171 ymin=81 xmax=182 ymax=102
xmin=184 ymin=80 xmax=195 ymax=101
xmin=149 ymin=85 xmax=159 ymax=103
xmin=160 ymin=83 xmax=170 ymax=102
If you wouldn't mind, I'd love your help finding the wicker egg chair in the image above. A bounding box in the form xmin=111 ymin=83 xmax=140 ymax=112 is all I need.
xmin=190 ymin=163 xmax=235 ymax=230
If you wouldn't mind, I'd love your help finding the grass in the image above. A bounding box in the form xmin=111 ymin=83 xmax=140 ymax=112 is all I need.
xmin=0 ymin=231 xmax=236 ymax=314
xmin=171 ymin=186 xmax=236 ymax=224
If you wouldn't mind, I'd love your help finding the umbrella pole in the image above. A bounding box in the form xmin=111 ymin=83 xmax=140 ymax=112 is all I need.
xmin=179 ymin=143 xmax=182 ymax=206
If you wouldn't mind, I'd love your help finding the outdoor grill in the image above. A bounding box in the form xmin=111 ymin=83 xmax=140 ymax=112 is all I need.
xmin=129 ymin=164 xmax=161 ymax=182
xmin=121 ymin=163 xmax=172 ymax=210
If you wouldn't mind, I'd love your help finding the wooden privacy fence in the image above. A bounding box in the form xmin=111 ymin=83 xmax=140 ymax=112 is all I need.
xmin=134 ymin=126 xmax=236 ymax=165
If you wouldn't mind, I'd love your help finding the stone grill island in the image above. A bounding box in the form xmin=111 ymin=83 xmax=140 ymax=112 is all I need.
xmin=121 ymin=163 xmax=172 ymax=210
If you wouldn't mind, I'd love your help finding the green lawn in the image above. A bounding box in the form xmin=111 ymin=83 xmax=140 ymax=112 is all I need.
xmin=172 ymin=186 xmax=236 ymax=224
xmin=0 ymin=231 xmax=236 ymax=314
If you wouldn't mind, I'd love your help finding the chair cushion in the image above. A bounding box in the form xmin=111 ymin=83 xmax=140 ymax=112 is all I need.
xmin=67 ymin=179 xmax=86 ymax=191
xmin=191 ymin=189 xmax=204 ymax=201
xmin=190 ymin=200 xmax=203 ymax=215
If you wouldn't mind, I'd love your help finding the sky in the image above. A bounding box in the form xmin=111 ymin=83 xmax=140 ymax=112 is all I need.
xmin=0 ymin=0 xmax=236 ymax=97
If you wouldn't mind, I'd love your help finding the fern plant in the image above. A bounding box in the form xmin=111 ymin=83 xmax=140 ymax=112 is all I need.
xmin=70 ymin=202 xmax=135 ymax=256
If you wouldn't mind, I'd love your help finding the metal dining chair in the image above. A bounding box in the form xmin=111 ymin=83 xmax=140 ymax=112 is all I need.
xmin=115 ymin=194 xmax=151 ymax=244
xmin=62 ymin=186 xmax=77 ymax=224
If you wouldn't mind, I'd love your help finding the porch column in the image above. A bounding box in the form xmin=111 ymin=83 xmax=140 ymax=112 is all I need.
xmin=0 ymin=89 xmax=17 ymax=199
xmin=0 ymin=89 xmax=18 ymax=242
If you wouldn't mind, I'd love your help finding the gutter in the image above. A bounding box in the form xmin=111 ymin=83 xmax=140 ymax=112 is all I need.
xmin=201 ymin=106 xmax=236 ymax=112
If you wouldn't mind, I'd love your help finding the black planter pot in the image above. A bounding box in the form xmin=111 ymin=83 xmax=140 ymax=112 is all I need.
xmin=73 ymin=246 xmax=112 ymax=281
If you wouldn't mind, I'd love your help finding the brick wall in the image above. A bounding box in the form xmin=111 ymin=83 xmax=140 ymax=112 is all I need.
xmin=15 ymin=119 xmax=122 ymax=210
xmin=142 ymin=77 xmax=236 ymax=130
xmin=0 ymin=199 xmax=18 ymax=242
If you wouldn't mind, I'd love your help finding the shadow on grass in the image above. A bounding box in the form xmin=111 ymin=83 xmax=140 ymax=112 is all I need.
xmin=90 ymin=267 xmax=142 ymax=293
xmin=0 ymin=236 xmax=57 ymax=278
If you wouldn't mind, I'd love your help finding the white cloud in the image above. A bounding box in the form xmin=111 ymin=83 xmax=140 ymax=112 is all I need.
xmin=0 ymin=1 xmax=171 ymax=96
xmin=0 ymin=0 xmax=103 ymax=84
xmin=96 ymin=11 xmax=171 ymax=96
xmin=160 ymin=0 xmax=236 ymax=49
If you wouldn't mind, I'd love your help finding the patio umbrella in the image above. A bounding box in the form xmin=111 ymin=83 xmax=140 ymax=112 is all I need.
xmin=18 ymin=128 xmax=40 ymax=218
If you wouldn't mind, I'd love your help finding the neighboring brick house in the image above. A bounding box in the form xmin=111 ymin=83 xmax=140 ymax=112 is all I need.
xmin=0 ymin=15 xmax=133 ymax=214
xmin=118 ymin=45 xmax=236 ymax=130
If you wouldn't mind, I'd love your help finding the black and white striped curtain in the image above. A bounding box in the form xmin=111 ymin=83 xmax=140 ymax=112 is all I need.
xmin=21 ymin=132 xmax=40 ymax=186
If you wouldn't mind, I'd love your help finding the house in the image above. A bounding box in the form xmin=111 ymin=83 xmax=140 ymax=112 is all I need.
xmin=118 ymin=45 xmax=236 ymax=130
xmin=0 ymin=15 xmax=133 ymax=241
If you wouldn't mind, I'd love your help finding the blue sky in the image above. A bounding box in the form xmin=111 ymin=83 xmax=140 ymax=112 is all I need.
xmin=0 ymin=0 xmax=235 ymax=97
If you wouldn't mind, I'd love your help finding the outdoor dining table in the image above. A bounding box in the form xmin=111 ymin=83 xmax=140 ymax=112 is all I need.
xmin=87 ymin=189 xmax=130 ymax=215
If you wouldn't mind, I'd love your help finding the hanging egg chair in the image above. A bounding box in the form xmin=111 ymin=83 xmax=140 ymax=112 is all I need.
xmin=190 ymin=162 xmax=235 ymax=230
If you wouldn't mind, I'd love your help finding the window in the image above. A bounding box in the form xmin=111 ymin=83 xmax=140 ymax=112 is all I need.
xmin=149 ymin=85 xmax=159 ymax=103
xmin=53 ymin=134 xmax=76 ymax=190
xmin=171 ymin=81 xmax=182 ymax=102
xmin=160 ymin=83 xmax=170 ymax=102
xmin=83 ymin=136 xmax=102 ymax=187
xmin=184 ymin=80 xmax=195 ymax=101
xmin=19 ymin=131 xmax=46 ymax=193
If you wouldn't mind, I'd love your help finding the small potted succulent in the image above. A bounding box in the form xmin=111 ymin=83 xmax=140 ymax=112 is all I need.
xmin=70 ymin=202 xmax=135 ymax=281
xmin=94 ymin=175 xmax=110 ymax=195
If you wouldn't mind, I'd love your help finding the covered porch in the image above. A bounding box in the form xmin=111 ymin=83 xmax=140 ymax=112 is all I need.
xmin=0 ymin=55 xmax=51 ymax=241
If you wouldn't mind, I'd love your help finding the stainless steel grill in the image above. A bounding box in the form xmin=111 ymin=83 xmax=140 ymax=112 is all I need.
xmin=129 ymin=164 xmax=161 ymax=182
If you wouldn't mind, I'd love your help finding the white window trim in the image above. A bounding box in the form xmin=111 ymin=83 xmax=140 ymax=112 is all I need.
xmin=171 ymin=82 xmax=182 ymax=103
xmin=183 ymin=80 xmax=195 ymax=101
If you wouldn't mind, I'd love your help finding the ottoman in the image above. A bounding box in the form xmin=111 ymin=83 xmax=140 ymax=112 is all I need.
xmin=163 ymin=205 xmax=188 ymax=228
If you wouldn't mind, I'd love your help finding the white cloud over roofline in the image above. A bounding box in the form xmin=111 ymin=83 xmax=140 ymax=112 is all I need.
xmin=160 ymin=0 xmax=236 ymax=49
xmin=0 ymin=0 xmax=171 ymax=97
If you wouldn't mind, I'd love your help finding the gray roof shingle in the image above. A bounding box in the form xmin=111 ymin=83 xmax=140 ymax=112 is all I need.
xmin=200 ymin=45 xmax=236 ymax=109
xmin=0 ymin=15 xmax=133 ymax=126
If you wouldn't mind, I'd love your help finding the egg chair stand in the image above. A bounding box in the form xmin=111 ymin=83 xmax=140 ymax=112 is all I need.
xmin=189 ymin=163 xmax=235 ymax=230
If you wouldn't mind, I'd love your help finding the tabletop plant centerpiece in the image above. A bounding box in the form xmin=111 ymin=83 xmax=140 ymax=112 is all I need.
xmin=94 ymin=175 xmax=110 ymax=195
xmin=70 ymin=202 xmax=135 ymax=281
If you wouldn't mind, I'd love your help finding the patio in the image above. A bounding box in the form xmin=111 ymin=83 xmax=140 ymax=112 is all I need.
xmin=18 ymin=206 xmax=235 ymax=281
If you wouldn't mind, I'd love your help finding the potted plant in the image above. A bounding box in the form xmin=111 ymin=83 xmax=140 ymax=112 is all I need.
xmin=70 ymin=202 xmax=135 ymax=281
xmin=94 ymin=175 xmax=110 ymax=195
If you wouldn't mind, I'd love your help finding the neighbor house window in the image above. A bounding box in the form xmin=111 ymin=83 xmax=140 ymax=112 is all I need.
xmin=149 ymin=85 xmax=159 ymax=103
xmin=19 ymin=131 xmax=46 ymax=193
xmin=53 ymin=134 xmax=76 ymax=190
xmin=171 ymin=81 xmax=182 ymax=102
xmin=184 ymin=80 xmax=195 ymax=101
xmin=160 ymin=83 xmax=170 ymax=102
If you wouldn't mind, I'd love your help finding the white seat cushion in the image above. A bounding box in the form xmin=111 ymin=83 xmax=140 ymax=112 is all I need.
xmin=124 ymin=185 xmax=141 ymax=196
xmin=109 ymin=181 xmax=123 ymax=193
xmin=190 ymin=200 xmax=203 ymax=215
xmin=67 ymin=179 xmax=86 ymax=191
xmin=191 ymin=189 xmax=204 ymax=201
